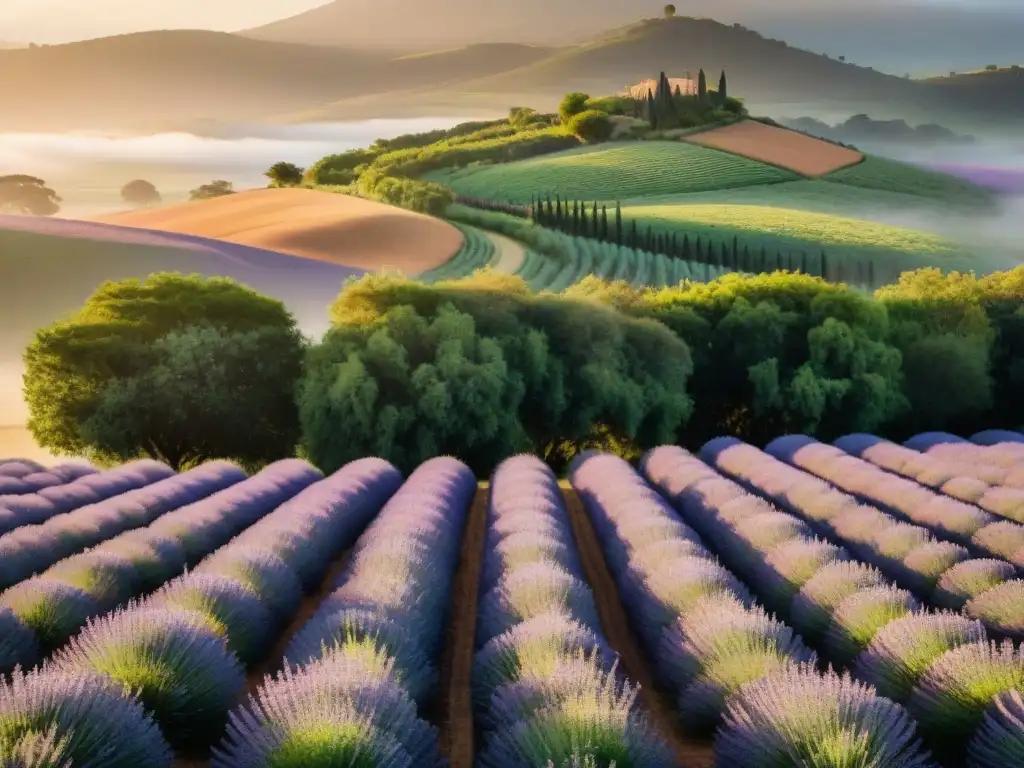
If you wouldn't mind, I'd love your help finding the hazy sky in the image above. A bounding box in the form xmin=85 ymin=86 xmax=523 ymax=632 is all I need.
xmin=1 ymin=0 xmax=1018 ymax=43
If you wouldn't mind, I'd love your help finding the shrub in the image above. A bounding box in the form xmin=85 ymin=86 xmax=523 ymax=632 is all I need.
xmin=264 ymin=161 xmax=304 ymax=187
xmin=566 ymin=110 xmax=613 ymax=143
xmin=120 ymin=179 xmax=161 ymax=206
xmin=558 ymin=92 xmax=590 ymax=121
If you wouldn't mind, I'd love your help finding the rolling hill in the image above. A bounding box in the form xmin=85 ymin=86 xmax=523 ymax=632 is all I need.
xmin=0 ymin=32 xmax=548 ymax=131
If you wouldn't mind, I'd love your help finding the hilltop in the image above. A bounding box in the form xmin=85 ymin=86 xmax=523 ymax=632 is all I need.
xmin=924 ymin=66 xmax=1024 ymax=115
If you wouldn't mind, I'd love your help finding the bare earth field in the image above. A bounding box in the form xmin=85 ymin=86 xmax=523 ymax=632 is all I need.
xmin=94 ymin=188 xmax=464 ymax=275
xmin=685 ymin=121 xmax=864 ymax=177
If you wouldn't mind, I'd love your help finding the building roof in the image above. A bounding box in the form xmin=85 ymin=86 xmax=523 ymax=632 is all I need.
xmin=624 ymin=77 xmax=696 ymax=98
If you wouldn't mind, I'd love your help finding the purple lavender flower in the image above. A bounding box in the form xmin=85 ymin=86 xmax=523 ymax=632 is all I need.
xmin=0 ymin=667 xmax=172 ymax=767
xmin=0 ymin=579 xmax=102 ymax=656
xmin=716 ymin=664 xmax=935 ymax=767
xmin=0 ymin=606 xmax=38 ymax=673
xmin=790 ymin=561 xmax=888 ymax=643
xmin=51 ymin=606 xmax=245 ymax=749
xmin=44 ymin=552 xmax=143 ymax=612
xmin=824 ymin=586 xmax=921 ymax=667
xmin=966 ymin=688 xmax=1024 ymax=768
xmin=212 ymin=649 xmax=443 ymax=768
xmin=965 ymin=581 xmax=1024 ymax=640
xmin=95 ymin=530 xmax=187 ymax=591
xmin=147 ymin=573 xmax=275 ymax=664
xmin=853 ymin=611 xmax=988 ymax=702
xmin=477 ymin=563 xmax=601 ymax=644
xmin=933 ymin=559 xmax=1018 ymax=611
xmin=901 ymin=542 xmax=971 ymax=596
xmin=973 ymin=520 xmax=1024 ymax=561
xmin=908 ymin=640 xmax=1024 ymax=757
xmin=755 ymin=538 xmax=850 ymax=614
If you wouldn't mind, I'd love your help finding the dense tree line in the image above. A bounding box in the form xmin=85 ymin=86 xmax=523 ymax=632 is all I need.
xmin=25 ymin=267 xmax=1023 ymax=475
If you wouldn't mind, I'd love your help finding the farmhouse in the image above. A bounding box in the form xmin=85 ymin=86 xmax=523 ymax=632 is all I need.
xmin=624 ymin=76 xmax=696 ymax=98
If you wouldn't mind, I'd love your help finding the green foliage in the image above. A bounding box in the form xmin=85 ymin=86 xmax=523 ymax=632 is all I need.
xmin=370 ymin=119 xmax=509 ymax=152
xmin=585 ymin=96 xmax=632 ymax=116
xmin=188 ymin=180 xmax=234 ymax=201
xmin=559 ymin=92 xmax=591 ymax=121
xmin=427 ymin=141 xmax=798 ymax=203
xmin=264 ymin=162 xmax=305 ymax=187
xmin=24 ymin=273 xmax=304 ymax=470
xmin=299 ymin=273 xmax=693 ymax=475
xmin=664 ymin=4 xmax=676 ymax=17
xmin=120 ymin=179 xmax=161 ymax=206
xmin=0 ymin=174 xmax=60 ymax=215
xmin=579 ymin=272 xmax=909 ymax=446
xmin=566 ymin=110 xmax=613 ymax=143
xmin=304 ymin=149 xmax=381 ymax=185
xmin=356 ymin=171 xmax=454 ymax=215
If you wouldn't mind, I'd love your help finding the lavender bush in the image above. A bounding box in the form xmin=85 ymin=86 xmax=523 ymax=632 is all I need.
xmin=0 ymin=607 xmax=38 ymax=673
xmin=52 ymin=606 xmax=245 ymax=749
xmin=933 ymin=559 xmax=1017 ymax=610
xmin=966 ymin=689 xmax=1024 ymax=767
xmin=716 ymin=664 xmax=935 ymax=767
xmin=0 ymin=668 xmax=172 ymax=767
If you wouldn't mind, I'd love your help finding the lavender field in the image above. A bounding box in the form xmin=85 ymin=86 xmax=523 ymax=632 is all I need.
xmin=2 ymin=429 xmax=1024 ymax=767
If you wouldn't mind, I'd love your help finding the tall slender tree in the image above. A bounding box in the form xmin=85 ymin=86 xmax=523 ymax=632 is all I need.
xmin=682 ymin=233 xmax=691 ymax=259
xmin=591 ymin=202 xmax=599 ymax=238
xmin=580 ymin=202 xmax=589 ymax=235
xmin=630 ymin=219 xmax=639 ymax=248
xmin=615 ymin=202 xmax=623 ymax=244
xmin=600 ymin=205 xmax=609 ymax=241
xmin=646 ymin=89 xmax=658 ymax=129
xmin=572 ymin=200 xmax=581 ymax=235
xmin=697 ymin=69 xmax=708 ymax=103
xmin=718 ymin=70 xmax=728 ymax=105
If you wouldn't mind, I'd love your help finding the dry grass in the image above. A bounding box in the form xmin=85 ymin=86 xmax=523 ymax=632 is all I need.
xmin=94 ymin=188 xmax=464 ymax=274
xmin=685 ymin=120 xmax=864 ymax=177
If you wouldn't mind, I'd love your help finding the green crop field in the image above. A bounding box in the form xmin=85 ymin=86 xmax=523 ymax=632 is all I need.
xmin=620 ymin=200 xmax=966 ymax=267
xmin=424 ymin=141 xmax=800 ymax=203
xmin=825 ymin=156 xmax=994 ymax=206
xmin=417 ymin=222 xmax=496 ymax=282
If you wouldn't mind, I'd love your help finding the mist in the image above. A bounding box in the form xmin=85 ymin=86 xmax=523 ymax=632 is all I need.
xmin=0 ymin=117 xmax=475 ymax=217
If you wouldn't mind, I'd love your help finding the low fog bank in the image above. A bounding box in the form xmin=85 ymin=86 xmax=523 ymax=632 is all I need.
xmin=0 ymin=117 xmax=477 ymax=217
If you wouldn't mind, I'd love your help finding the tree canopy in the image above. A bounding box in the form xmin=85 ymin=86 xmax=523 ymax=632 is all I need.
xmin=664 ymin=4 xmax=677 ymax=18
xmin=299 ymin=271 xmax=693 ymax=475
xmin=264 ymin=162 xmax=305 ymax=187
xmin=0 ymin=175 xmax=60 ymax=216
xmin=121 ymin=179 xmax=161 ymax=206
xmin=189 ymin=180 xmax=235 ymax=201
xmin=558 ymin=92 xmax=591 ymax=122
xmin=24 ymin=273 xmax=304 ymax=470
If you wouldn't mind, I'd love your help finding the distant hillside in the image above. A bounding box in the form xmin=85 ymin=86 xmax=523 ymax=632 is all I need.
xmin=243 ymin=1 xmax=1024 ymax=75
xmin=782 ymin=114 xmax=975 ymax=147
xmin=0 ymin=31 xmax=549 ymax=131
xmin=924 ymin=66 xmax=1024 ymax=115
xmin=452 ymin=18 xmax=926 ymax=106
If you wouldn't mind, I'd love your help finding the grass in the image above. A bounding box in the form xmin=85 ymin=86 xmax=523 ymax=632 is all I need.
xmin=417 ymin=222 xmax=496 ymax=282
xmin=825 ymin=156 xmax=995 ymax=206
xmin=619 ymin=200 xmax=964 ymax=267
xmin=424 ymin=141 xmax=800 ymax=204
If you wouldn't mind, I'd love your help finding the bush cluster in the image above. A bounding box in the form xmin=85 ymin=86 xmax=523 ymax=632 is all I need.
xmin=24 ymin=267 xmax=1024 ymax=476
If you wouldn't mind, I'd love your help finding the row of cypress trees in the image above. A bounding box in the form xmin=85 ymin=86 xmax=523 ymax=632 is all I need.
xmin=451 ymin=194 xmax=899 ymax=289
xmin=527 ymin=195 xmax=898 ymax=289
xmin=632 ymin=69 xmax=730 ymax=129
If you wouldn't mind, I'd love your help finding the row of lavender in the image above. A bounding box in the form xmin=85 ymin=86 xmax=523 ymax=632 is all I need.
xmin=473 ymin=455 xmax=673 ymax=766
xmin=835 ymin=433 xmax=1024 ymax=522
xmin=707 ymin=438 xmax=1024 ymax=638
xmin=768 ymin=435 xmax=1024 ymax=570
xmin=0 ymin=458 xmax=98 ymax=495
xmin=568 ymin=452 xmax=933 ymax=766
xmin=0 ymin=458 xmax=175 ymax=534
xmin=645 ymin=444 xmax=1023 ymax=766
xmin=0 ymin=457 xmax=402 ymax=765
xmin=0 ymin=459 xmax=309 ymax=673
xmin=0 ymin=460 xmax=247 ymax=595
xmin=213 ymin=456 xmax=473 ymax=766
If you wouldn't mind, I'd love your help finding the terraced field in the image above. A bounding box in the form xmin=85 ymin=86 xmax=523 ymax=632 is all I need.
xmin=3 ymin=426 xmax=1024 ymax=766
xmin=417 ymin=222 xmax=496 ymax=282
xmin=425 ymin=141 xmax=801 ymax=203
xmin=620 ymin=200 xmax=963 ymax=265
xmin=826 ymin=155 xmax=996 ymax=206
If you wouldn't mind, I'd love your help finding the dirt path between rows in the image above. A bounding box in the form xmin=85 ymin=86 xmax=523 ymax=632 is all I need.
xmin=436 ymin=487 xmax=489 ymax=768
xmin=173 ymin=549 xmax=353 ymax=768
xmin=562 ymin=488 xmax=716 ymax=768
xmin=483 ymin=230 xmax=526 ymax=274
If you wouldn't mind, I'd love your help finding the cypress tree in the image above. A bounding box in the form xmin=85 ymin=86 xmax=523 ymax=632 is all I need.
xmin=670 ymin=232 xmax=678 ymax=259
xmin=820 ymin=250 xmax=828 ymax=281
xmin=697 ymin=69 xmax=708 ymax=102
xmin=732 ymin=235 xmax=739 ymax=264
xmin=572 ymin=200 xmax=581 ymax=235
xmin=646 ymin=89 xmax=658 ymax=129
xmin=742 ymin=244 xmax=751 ymax=272
xmin=591 ymin=202 xmax=599 ymax=238
xmin=601 ymin=205 xmax=609 ymax=241
xmin=674 ymin=84 xmax=682 ymax=98
xmin=644 ymin=225 xmax=653 ymax=252
xmin=682 ymin=233 xmax=691 ymax=259
xmin=801 ymin=251 xmax=810 ymax=275
xmin=868 ymin=260 xmax=876 ymax=289
xmin=630 ymin=219 xmax=639 ymax=248
xmin=695 ymin=236 xmax=703 ymax=261
xmin=759 ymin=246 xmax=767 ymax=272
xmin=719 ymin=70 xmax=728 ymax=104
xmin=615 ymin=203 xmax=623 ymax=244
xmin=580 ymin=203 xmax=589 ymax=236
